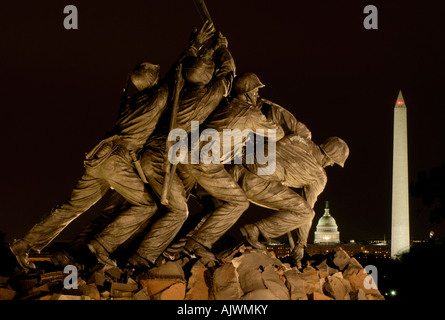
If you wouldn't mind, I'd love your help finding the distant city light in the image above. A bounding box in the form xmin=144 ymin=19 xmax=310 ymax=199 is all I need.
xmin=385 ymin=290 xmax=397 ymax=297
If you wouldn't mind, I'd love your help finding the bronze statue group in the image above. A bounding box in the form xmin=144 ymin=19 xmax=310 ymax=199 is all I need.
xmin=9 ymin=21 xmax=349 ymax=272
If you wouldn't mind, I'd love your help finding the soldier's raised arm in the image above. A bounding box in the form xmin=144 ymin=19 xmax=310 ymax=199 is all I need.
xmin=166 ymin=21 xmax=216 ymax=80
xmin=209 ymin=32 xmax=235 ymax=96
xmin=261 ymin=98 xmax=312 ymax=140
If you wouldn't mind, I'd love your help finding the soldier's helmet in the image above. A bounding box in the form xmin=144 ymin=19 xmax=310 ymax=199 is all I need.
xmin=232 ymin=72 xmax=265 ymax=96
xmin=320 ymin=137 xmax=350 ymax=167
xmin=183 ymin=55 xmax=215 ymax=86
xmin=131 ymin=62 xmax=160 ymax=91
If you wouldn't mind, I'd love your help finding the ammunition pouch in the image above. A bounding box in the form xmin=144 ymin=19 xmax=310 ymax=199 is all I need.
xmin=84 ymin=135 xmax=119 ymax=168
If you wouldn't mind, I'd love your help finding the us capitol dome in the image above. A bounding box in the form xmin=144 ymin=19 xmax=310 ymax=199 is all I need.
xmin=314 ymin=201 xmax=340 ymax=244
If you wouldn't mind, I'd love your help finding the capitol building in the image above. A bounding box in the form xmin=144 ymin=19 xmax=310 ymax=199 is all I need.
xmin=266 ymin=200 xmax=391 ymax=259
xmin=314 ymin=201 xmax=340 ymax=244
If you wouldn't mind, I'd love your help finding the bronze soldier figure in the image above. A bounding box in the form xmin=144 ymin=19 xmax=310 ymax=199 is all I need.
xmin=170 ymin=72 xmax=285 ymax=264
xmin=238 ymin=134 xmax=349 ymax=267
xmin=8 ymin=22 xmax=215 ymax=270
xmin=162 ymin=78 xmax=347 ymax=268
xmin=126 ymin=29 xmax=237 ymax=268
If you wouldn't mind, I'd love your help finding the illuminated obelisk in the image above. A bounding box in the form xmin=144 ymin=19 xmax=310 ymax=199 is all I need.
xmin=391 ymin=90 xmax=410 ymax=258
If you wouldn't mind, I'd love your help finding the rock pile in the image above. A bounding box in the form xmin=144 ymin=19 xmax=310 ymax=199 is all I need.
xmin=0 ymin=245 xmax=384 ymax=300
xmin=210 ymin=245 xmax=384 ymax=300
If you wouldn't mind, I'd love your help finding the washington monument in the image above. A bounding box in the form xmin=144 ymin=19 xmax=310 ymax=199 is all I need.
xmin=391 ymin=90 xmax=410 ymax=258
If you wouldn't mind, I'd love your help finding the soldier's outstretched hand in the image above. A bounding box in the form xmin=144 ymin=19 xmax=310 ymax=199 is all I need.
xmin=193 ymin=20 xmax=216 ymax=48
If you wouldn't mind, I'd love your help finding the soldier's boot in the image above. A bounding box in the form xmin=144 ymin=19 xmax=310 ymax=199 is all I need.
xmin=50 ymin=250 xmax=79 ymax=269
xmin=87 ymin=239 xmax=117 ymax=269
xmin=126 ymin=252 xmax=152 ymax=269
xmin=240 ymin=224 xmax=266 ymax=250
xmin=9 ymin=239 xmax=36 ymax=270
xmin=183 ymin=239 xmax=217 ymax=267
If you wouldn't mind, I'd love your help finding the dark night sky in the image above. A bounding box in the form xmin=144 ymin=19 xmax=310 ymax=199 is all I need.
xmin=0 ymin=0 xmax=444 ymax=245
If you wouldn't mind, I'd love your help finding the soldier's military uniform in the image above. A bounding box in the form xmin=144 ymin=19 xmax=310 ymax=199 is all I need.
xmin=8 ymin=24 xmax=212 ymax=269
xmin=10 ymin=84 xmax=169 ymax=269
xmin=173 ymin=74 xmax=285 ymax=259
xmin=130 ymin=32 xmax=237 ymax=265
xmin=238 ymin=131 xmax=349 ymax=266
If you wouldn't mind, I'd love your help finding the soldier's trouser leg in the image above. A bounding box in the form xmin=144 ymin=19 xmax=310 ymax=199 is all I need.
xmin=183 ymin=163 xmax=250 ymax=249
xmin=94 ymin=151 xmax=158 ymax=254
xmin=70 ymin=191 xmax=128 ymax=251
xmin=239 ymin=169 xmax=315 ymax=241
xmin=22 ymin=170 xmax=110 ymax=252
xmin=134 ymin=148 xmax=189 ymax=263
